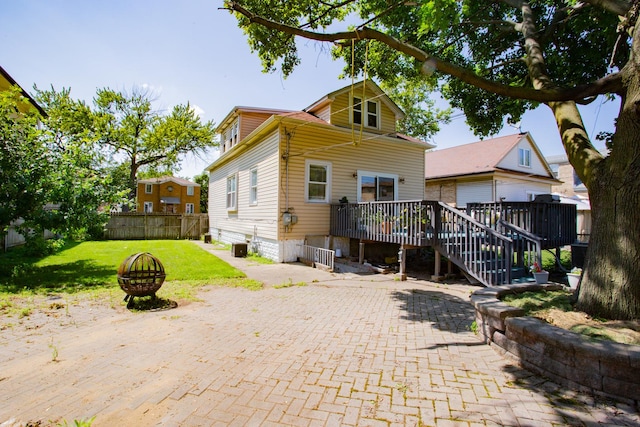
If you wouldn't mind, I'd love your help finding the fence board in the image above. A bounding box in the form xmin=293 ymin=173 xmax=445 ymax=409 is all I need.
xmin=104 ymin=213 xmax=208 ymax=240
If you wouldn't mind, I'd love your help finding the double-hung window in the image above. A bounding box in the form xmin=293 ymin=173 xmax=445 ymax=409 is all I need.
xmin=305 ymin=160 xmax=331 ymax=203
xmin=185 ymin=203 xmax=194 ymax=214
xmin=249 ymin=167 xmax=258 ymax=205
xmin=143 ymin=201 xmax=153 ymax=213
xmin=187 ymin=186 xmax=194 ymax=196
xmin=518 ymin=148 xmax=531 ymax=167
xmin=352 ymin=97 xmax=379 ymax=129
xmin=145 ymin=183 xmax=153 ymax=194
xmin=226 ymin=174 xmax=237 ymax=210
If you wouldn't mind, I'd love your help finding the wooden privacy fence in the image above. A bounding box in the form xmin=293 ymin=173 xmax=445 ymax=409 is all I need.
xmin=104 ymin=213 xmax=209 ymax=240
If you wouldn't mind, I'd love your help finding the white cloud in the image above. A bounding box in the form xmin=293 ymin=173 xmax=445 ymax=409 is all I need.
xmin=190 ymin=104 xmax=205 ymax=117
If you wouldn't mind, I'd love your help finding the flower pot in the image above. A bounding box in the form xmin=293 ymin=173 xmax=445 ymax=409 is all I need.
xmin=533 ymin=271 xmax=549 ymax=284
xmin=566 ymin=272 xmax=581 ymax=290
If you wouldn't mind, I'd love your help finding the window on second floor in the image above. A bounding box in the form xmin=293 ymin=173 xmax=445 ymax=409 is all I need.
xmin=518 ymin=148 xmax=531 ymax=167
xmin=352 ymin=97 xmax=379 ymax=129
xmin=187 ymin=186 xmax=194 ymax=196
xmin=223 ymin=120 xmax=239 ymax=153
xmin=145 ymin=183 xmax=153 ymax=194
xmin=226 ymin=174 xmax=237 ymax=210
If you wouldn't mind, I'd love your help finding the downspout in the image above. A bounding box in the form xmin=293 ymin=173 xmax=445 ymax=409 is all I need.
xmin=283 ymin=127 xmax=292 ymax=233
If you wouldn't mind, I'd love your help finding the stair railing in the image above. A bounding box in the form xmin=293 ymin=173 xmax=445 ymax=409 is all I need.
xmin=435 ymin=203 xmax=513 ymax=286
xmin=496 ymin=219 xmax=542 ymax=273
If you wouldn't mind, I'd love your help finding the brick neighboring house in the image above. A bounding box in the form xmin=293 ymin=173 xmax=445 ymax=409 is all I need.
xmin=136 ymin=176 xmax=200 ymax=214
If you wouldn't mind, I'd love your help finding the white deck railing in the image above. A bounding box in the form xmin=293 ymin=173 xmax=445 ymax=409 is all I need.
xmin=299 ymin=245 xmax=335 ymax=272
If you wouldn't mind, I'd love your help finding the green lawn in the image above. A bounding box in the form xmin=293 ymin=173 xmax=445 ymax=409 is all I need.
xmin=0 ymin=240 xmax=261 ymax=300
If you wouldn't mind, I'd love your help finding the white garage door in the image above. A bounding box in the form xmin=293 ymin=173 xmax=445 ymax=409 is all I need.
xmin=457 ymin=181 xmax=493 ymax=207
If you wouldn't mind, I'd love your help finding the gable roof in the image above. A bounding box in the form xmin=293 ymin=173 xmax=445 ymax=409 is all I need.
xmin=137 ymin=176 xmax=199 ymax=187
xmin=425 ymin=132 xmax=553 ymax=180
xmin=0 ymin=65 xmax=47 ymax=116
xmin=304 ymin=79 xmax=405 ymax=121
xmin=217 ymin=106 xmax=294 ymax=133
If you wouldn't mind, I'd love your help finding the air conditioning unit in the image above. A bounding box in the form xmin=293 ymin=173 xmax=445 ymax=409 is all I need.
xmin=232 ymin=243 xmax=247 ymax=257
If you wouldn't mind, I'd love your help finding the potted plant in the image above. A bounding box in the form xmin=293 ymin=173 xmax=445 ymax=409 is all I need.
xmin=566 ymin=267 xmax=582 ymax=290
xmin=530 ymin=262 xmax=549 ymax=284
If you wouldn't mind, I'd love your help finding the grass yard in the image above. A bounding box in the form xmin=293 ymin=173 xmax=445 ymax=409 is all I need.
xmin=0 ymin=240 xmax=261 ymax=305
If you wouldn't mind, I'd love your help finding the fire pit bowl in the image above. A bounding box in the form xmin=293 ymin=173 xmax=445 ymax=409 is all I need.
xmin=117 ymin=252 xmax=166 ymax=307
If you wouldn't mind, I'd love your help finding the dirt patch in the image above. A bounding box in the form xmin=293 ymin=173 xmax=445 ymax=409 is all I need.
xmin=534 ymin=308 xmax=640 ymax=345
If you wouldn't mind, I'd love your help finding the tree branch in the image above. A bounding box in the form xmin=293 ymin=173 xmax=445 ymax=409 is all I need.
xmin=581 ymin=0 xmax=632 ymax=16
xmin=226 ymin=0 xmax=625 ymax=102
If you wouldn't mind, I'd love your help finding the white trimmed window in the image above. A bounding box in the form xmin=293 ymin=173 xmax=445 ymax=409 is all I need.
xmin=187 ymin=185 xmax=194 ymax=196
xmin=145 ymin=183 xmax=153 ymax=194
xmin=518 ymin=148 xmax=531 ymax=167
xmin=305 ymin=160 xmax=331 ymax=203
xmin=357 ymin=171 xmax=398 ymax=202
xmin=249 ymin=167 xmax=258 ymax=205
xmin=226 ymin=174 xmax=237 ymax=210
xmin=143 ymin=201 xmax=153 ymax=213
xmin=185 ymin=203 xmax=194 ymax=214
xmin=223 ymin=120 xmax=239 ymax=152
xmin=352 ymin=97 xmax=379 ymax=129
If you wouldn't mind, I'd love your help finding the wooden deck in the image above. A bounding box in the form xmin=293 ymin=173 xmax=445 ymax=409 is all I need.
xmin=329 ymin=200 xmax=577 ymax=286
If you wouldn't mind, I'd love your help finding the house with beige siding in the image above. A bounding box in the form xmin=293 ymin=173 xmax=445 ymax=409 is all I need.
xmin=206 ymin=80 xmax=433 ymax=262
xmin=424 ymin=133 xmax=558 ymax=207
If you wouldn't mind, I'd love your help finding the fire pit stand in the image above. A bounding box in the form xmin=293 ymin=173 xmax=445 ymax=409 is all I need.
xmin=117 ymin=252 xmax=166 ymax=308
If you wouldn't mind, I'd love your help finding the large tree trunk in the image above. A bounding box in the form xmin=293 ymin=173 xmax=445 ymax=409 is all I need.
xmin=576 ymin=33 xmax=640 ymax=320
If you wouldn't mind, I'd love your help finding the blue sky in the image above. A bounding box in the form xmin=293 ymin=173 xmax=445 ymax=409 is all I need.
xmin=2 ymin=0 xmax=616 ymax=179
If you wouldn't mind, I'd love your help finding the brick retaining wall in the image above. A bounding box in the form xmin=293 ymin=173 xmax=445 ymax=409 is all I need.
xmin=471 ymin=284 xmax=640 ymax=404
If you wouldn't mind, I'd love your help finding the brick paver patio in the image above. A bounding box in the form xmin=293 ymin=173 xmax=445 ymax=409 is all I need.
xmin=1 ymin=246 xmax=638 ymax=426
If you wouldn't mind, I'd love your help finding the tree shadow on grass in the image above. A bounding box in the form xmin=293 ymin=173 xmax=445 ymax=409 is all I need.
xmin=0 ymin=259 xmax=116 ymax=294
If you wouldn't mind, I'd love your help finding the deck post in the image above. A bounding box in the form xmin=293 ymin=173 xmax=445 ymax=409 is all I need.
xmin=398 ymin=245 xmax=407 ymax=281
xmin=432 ymin=250 xmax=444 ymax=281
xmin=359 ymin=241 xmax=365 ymax=264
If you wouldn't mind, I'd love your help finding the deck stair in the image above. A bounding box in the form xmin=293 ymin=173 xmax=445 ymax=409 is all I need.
xmin=329 ymin=199 xmax=573 ymax=287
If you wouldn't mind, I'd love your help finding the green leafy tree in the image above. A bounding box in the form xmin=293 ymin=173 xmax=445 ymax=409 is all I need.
xmin=92 ymin=88 xmax=217 ymax=200
xmin=225 ymin=0 xmax=640 ymax=320
xmin=0 ymin=87 xmax=51 ymax=237
xmin=194 ymin=172 xmax=209 ymax=214
xmin=35 ymin=87 xmax=126 ymax=239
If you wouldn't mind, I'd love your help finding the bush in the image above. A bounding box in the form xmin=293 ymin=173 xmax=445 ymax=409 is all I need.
xmin=23 ymin=236 xmax=65 ymax=257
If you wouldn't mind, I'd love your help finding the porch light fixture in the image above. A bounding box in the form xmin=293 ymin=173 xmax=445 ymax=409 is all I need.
xmin=352 ymin=172 xmax=358 ymax=179
xmin=399 ymin=177 xmax=405 ymax=184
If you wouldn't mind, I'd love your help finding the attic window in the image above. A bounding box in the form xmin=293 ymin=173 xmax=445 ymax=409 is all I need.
xmin=352 ymin=97 xmax=379 ymax=129
xmin=518 ymin=148 xmax=531 ymax=167
xmin=223 ymin=120 xmax=239 ymax=152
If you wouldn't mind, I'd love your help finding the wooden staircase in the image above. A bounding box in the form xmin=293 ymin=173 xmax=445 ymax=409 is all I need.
xmin=329 ymin=199 xmax=572 ymax=287
xmin=433 ymin=203 xmax=542 ymax=286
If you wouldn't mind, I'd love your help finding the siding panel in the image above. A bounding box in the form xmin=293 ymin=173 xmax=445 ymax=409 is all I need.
xmin=209 ymin=130 xmax=280 ymax=241
xmin=279 ymin=125 xmax=425 ymax=240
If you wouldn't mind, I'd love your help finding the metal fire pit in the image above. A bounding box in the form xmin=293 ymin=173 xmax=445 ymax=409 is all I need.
xmin=117 ymin=252 xmax=166 ymax=308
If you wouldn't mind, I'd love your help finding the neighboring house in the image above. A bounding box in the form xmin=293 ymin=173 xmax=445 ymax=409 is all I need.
xmin=424 ymin=132 xmax=559 ymax=207
xmin=0 ymin=65 xmax=47 ymax=116
xmin=206 ymin=80 xmax=434 ymax=262
xmin=136 ymin=176 xmax=201 ymax=214
xmin=546 ymin=154 xmax=591 ymax=241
